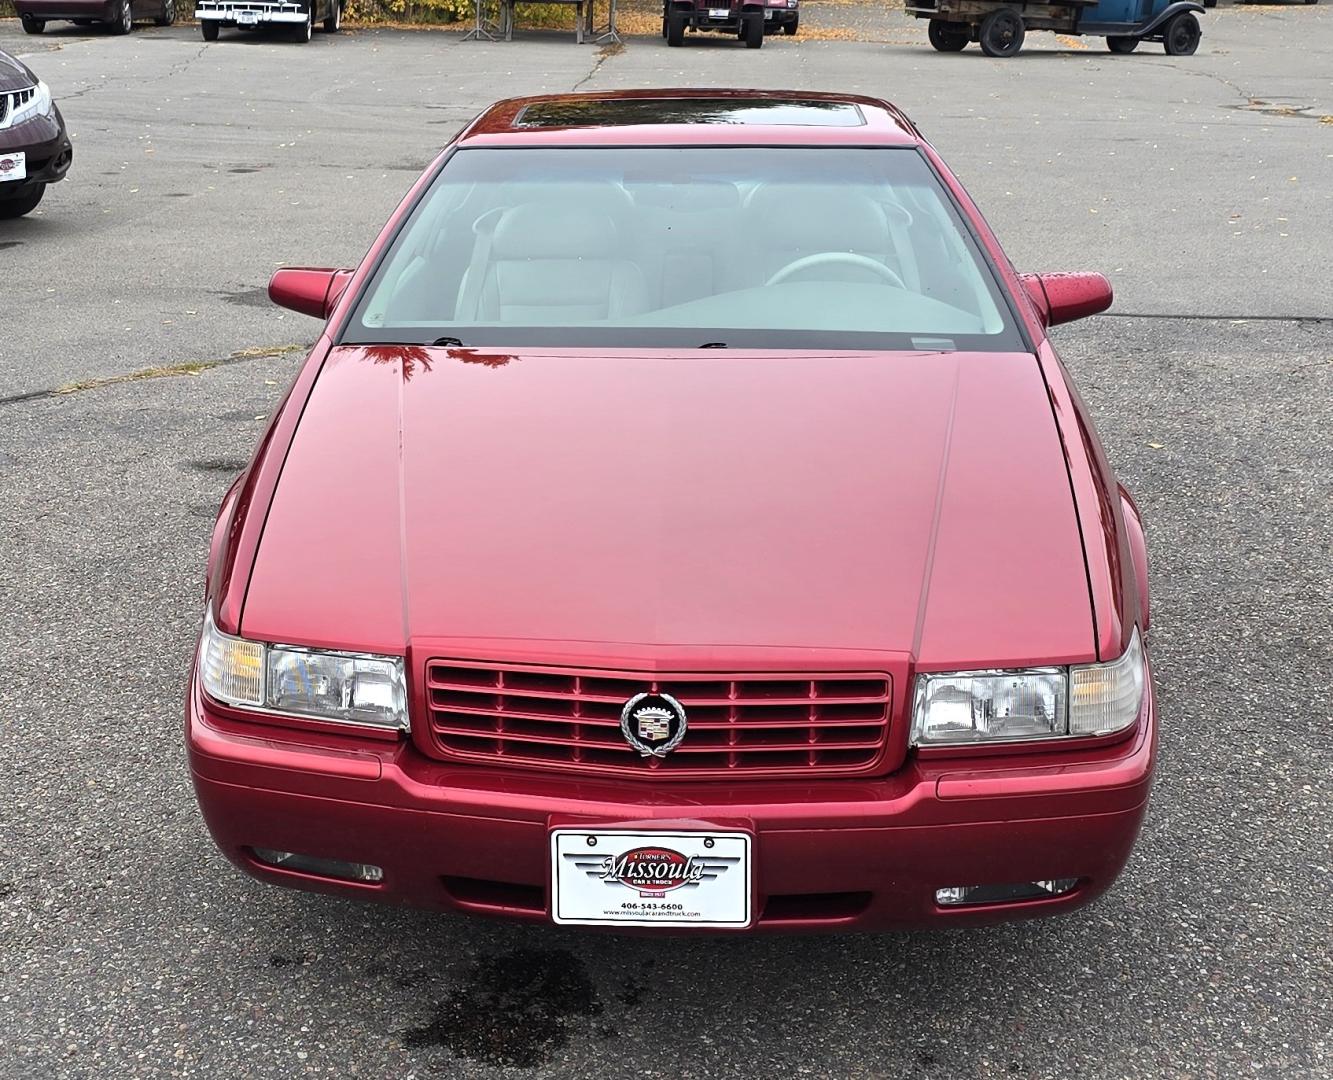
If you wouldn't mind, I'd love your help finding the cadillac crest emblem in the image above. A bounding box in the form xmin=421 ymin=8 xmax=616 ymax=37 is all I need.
xmin=619 ymin=692 xmax=688 ymax=757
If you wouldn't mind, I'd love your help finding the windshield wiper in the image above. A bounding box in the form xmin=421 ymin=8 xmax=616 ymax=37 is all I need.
xmin=430 ymin=336 xmax=467 ymax=347
xmin=699 ymin=341 xmax=728 ymax=349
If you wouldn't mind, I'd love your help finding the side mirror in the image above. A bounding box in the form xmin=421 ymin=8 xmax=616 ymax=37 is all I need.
xmin=268 ymin=267 xmax=353 ymax=320
xmin=1018 ymin=272 xmax=1113 ymax=327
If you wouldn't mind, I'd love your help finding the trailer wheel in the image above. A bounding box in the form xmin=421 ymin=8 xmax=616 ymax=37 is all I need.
xmin=978 ymin=8 xmax=1024 ymax=57
xmin=200 ymin=17 xmax=218 ymax=38
xmin=928 ymin=18 xmax=970 ymax=50
xmin=666 ymin=10 xmax=685 ymax=45
xmin=1106 ymin=35 xmax=1138 ymax=52
xmin=1162 ymin=11 xmax=1199 ymax=55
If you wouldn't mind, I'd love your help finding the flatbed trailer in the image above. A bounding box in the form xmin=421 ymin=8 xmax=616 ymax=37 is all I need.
xmin=906 ymin=0 xmax=1206 ymax=56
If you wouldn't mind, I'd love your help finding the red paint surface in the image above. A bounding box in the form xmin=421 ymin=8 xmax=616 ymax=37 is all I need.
xmin=189 ymin=89 xmax=1155 ymax=931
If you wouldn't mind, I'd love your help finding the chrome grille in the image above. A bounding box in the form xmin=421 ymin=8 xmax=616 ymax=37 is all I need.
xmin=424 ymin=661 xmax=892 ymax=780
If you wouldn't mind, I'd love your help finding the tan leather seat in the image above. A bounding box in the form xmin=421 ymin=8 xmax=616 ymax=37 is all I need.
xmin=456 ymin=203 xmax=648 ymax=324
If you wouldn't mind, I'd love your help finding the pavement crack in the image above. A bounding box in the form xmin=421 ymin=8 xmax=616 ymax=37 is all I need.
xmin=0 ymin=343 xmax=307 ymax=408
xmin=570 ymin=40 xmax=623 ymax=92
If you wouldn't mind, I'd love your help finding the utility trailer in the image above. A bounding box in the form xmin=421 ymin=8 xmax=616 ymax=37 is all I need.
xmin=195 ymin=0 xmax=343 ymax=41
xmin=906 ymin=0 xmax=1206 ymax=57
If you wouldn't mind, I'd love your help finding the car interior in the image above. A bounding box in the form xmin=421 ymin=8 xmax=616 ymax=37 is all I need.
xmin=355 ymin=147 xmax=1010 ymax=344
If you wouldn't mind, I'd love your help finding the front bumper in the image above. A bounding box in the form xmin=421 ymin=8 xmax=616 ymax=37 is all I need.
xmin=0 ymin=109 xmax=72 ymax=193
xmin=188 ymin=678 xmax=1156 ymax=933
xmin=194 ymin=1 xmax=307 ymax=21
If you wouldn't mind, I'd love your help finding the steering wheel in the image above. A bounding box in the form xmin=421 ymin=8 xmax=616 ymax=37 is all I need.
xmin=765 ymin=252 xmax=907 ymax=289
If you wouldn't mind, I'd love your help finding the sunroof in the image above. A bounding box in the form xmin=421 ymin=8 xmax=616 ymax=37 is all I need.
xmin=515 ymin=98 xmax=866 ymax=129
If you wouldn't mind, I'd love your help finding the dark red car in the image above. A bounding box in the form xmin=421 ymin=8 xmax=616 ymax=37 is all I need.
xmin=0 ymin=49 xmax=72 ymax=219
xmin=15 ymin=0 xmax=176 ymax=34
xmin=188 ymin=90 xmax=1155 ymax=933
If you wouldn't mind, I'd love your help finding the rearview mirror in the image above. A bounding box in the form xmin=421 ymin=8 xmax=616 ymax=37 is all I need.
xmin=268 ymin=267 xmax=353 ymax=320
xmin=1018 ymin=272 xmax=1113 ymax=327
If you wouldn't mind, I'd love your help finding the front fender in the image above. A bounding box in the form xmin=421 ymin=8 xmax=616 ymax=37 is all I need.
xmin=1133 ymin=1 xmax=1203 ymax=36
xmin=1118 ymin=485 xmax=1150 ymax=634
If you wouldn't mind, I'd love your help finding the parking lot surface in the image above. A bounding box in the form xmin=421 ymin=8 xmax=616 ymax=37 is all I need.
xmin=2 ymin=8 xmax=1331 ymax=1078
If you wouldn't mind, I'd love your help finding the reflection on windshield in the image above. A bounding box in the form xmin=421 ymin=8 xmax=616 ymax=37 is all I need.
xmin=357 ymin=344 xmax=517 ymax=380
xmin=347 ymin=147 xmax=1019 ymax=353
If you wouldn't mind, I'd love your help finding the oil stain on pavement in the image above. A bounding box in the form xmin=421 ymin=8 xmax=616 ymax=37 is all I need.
xmin=404 ymin=949 xmax=603 ymax=1068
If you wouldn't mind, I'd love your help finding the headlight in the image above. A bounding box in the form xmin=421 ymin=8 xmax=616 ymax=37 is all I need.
xmin=198 ymin=608 xmax=408 ymax=731
xmin=9 ymin=81 xmax=54 ymax=126
xmin=912 ymin=628 xmax=1145 ymax=747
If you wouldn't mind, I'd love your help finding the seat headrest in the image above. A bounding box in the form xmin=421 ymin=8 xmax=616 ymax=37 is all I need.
xmin=491 ymin=203 xmax=621 ymax=260
xmin=745 ymin=185 xmax=889 ymax=250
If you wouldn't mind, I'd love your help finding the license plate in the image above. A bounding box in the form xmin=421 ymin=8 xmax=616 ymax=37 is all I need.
xmin=708 ymin=7 xmax=729 ymax=16
xmin=237 ymin=9 xmax=259 ymax=23
xmin=551 ymin=829 xmax=751 ymax=928
xmin=0 ymin=152 xmax=26 ymax=183
xmin=764 ymin=8 xmax=773 ymax=16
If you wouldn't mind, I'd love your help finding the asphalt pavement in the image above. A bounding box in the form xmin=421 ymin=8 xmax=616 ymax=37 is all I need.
xmin=1 ymin=7 xmax=1331 ymax=1079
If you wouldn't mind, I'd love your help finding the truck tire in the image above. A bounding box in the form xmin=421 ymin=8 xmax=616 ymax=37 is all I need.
xmin=200 ymin=18 xmax=218 ymax=38
xmin=783 ymin=14 xmax=797 ymax=32
xmin=292 ymin=3 xmax=313 ymax=40
xmin=1106 ymin=35 xmax=1137 ymax=52
xmin=666 ymin=10 xmax=685 ymax=44
xmin=109 ymin=0 xmax=133 ymax=34
xmin=743 ymin=11 xmax=762 ymax=46
xmin=1162 ymin=11 xmax=1199 ymax=54
xmin=928 ymin=18 xmax=969 ymax=50
xmin=978 ymin=7 xmax=1023 ymax=56
xmin=0 ymin=185 xmax=46 ymax=219
xmin=20 ymin=13 xmax=46 ymax=31
xmin=323 ymin=0 xmax=341 ymax=31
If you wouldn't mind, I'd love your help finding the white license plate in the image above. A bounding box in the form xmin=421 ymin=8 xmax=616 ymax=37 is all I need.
xmin=0 ymin=152 xmax=26 ymax=183
xmin=708 ymin=7 xmax=729 ymax=16
xmin=551 ymin=829 xmax=751 ymax=928
xmin=764 ymin=8 xmax=774 ymax=16
xmin=237 ymin=9 xmax=259 ymax=23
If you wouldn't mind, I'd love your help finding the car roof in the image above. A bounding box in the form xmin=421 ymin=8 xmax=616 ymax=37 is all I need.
xmin=457 ymin=89 xmax=922 ymax=148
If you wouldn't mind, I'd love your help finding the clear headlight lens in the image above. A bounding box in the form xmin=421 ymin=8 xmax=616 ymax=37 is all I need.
xmin=912 ymin=629 xmax=1145 ymax=747
xmin=912 ymin=669 xmax=1067 ymax=745
xmin=198 ymin=608 xmax=407 ymax=731
xmin=10 ymin=81 xmax=54 ymax=125
xmin=268 ymin=646 xmax=406 ymax=728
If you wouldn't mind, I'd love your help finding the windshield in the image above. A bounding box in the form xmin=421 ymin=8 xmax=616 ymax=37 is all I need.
xmin=344 ymin=146 xmax=1022 ymax=352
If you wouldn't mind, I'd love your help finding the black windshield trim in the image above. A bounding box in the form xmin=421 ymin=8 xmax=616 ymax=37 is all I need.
xmin=338 ymin=326 xmax=1021 ymax=352
xmin=335 ymin=145 xmax=1032 ymax=354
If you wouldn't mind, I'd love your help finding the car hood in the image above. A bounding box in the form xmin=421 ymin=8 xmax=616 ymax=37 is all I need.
xmin=242 ymin=345 xmax=1094 ymax=669
xmin=0 ymin=51 xmax=37 ymax=94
